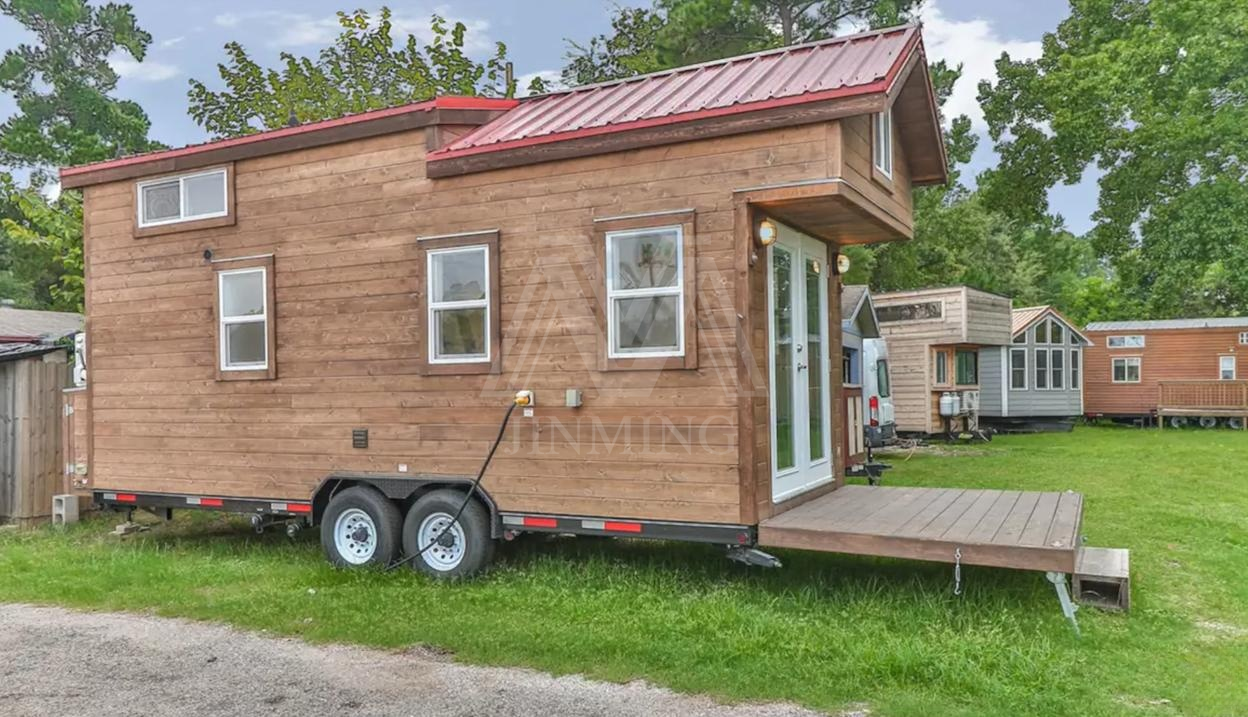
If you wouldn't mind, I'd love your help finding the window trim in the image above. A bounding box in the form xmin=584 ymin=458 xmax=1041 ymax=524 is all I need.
xmin=1240 ymin=332 xmax=1248 ymax=346
xmin=426 ymin=245 xmax=492 ymax=366
xmin=1009 ymin=347 xmax=1028 ymax=390
xmin=605 ymin=224 xmax=685 ymax=360
xmin=136 ymin=165 xmax=235 ymax=236
xmin=416 ymin=230 xmax=501 ymax=376
xmin=1034 ymin=348 xmax=1049 ymax=390
xmin=1219 ymin=355 xmax=1237 ymax=381
xmin=213 ymin=255 xmax=276 ymax=381
xmin=1050 ymin=347 xmax=1065 ymax=390
xmin=933 ymin=348 xmax=950 ymax=387
xmin=954 ymin=348 xmax=978 ymax=386
xmin=1111 ymin=356 xmax=1142 ymax=384
xmin=872 ymin=107 xmax=894 ymax=180
xmin=593 ymin=211 xmax=697 ymax=372
xmin=1070 ymin=348 xmax=1081 ymax=390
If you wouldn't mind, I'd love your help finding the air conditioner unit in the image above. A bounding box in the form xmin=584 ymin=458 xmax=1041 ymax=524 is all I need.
xmin=960 ymin=390 xmax=979 ymax=414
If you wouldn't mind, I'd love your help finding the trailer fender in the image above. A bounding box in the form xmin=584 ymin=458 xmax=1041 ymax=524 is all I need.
xmin=310 ymin=473 xmax=501 ymax=537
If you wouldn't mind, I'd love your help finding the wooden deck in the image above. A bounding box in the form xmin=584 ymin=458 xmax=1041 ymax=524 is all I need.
xmin=758 ymin=486 xmax=1084 ymax=573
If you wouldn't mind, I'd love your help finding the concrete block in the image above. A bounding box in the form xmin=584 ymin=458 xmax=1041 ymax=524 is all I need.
xmin=52 ymin=494 xmax=80 ymax=526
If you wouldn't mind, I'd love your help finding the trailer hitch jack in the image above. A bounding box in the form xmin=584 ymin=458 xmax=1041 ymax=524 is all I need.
xmin=727 ymin=546 xmax=783 ymax=569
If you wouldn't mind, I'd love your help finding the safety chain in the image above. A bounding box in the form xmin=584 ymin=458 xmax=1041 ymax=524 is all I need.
xmin=953 ymin=547 xmax=963 ymax=596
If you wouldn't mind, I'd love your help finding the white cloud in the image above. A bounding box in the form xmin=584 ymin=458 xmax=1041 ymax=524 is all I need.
xmin=159 ymin=36 xmax=186 ymax=48
xmin=109 ymin=54 xmax=180 ymax=82
xmin=918 ymin=2 xmax=1042 ymax=130
xmin=213 ymin=12 xmax=241 ymax=28
xmin=517 ymin=70 xmax=563 ymax=96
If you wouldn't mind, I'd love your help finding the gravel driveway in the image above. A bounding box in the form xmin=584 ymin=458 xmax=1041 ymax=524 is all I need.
xmin=0 ymin=604 xmax=827 ymax=717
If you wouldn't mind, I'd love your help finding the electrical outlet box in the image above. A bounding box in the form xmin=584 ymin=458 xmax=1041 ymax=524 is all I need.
xmin=566 ymin=389 xmax=583 ymax=408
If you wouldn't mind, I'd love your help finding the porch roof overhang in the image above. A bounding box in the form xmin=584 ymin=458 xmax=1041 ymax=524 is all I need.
xmin=735 ymin=177 xmax=912 ymax=246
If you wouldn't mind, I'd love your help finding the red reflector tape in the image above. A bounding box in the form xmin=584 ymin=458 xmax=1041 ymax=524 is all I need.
xmin=200 ymin=498 xmax=224 ymax=507
xmin=604 ymin=521 xmax=642 ymax=533
xmin=286 ymin=503 xmax=312 ymax=514
xmin=523 ymin=516 xmax=558 ymax=528
xmin=116 ymin=494 xmax=137 ymax=503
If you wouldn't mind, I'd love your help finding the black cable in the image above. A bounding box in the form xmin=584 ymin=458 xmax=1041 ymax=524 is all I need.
xmin=386 ymin=401 xmax=517 ymax=572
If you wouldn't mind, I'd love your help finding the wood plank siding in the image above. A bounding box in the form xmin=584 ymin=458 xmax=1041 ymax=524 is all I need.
xmin=78 ymin=117 xmax=918 ymax=527
xmin=0 ymin=351 xmax=67 ymax=525
xmin=1084 ymin=327 xmax=1248 ymax=416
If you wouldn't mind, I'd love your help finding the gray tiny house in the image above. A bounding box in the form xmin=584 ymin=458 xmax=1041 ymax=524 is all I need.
xmin=979 ymin=306 xmax=1090 ymax=431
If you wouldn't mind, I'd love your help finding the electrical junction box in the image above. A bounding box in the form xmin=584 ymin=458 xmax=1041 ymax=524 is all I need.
xmin=566 ymin=389 xmax=583 ymax=408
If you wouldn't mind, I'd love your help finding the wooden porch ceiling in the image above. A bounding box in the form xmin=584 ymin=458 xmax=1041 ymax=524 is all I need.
xmin=738 ymin=178 xmax=912 ymax=246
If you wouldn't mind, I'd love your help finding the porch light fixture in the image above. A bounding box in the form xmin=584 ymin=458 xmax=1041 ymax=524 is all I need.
xmin=756 ymin=219 xmax=778 ymax=247
xmin=835 ymin=253 xmax=851 ymax=275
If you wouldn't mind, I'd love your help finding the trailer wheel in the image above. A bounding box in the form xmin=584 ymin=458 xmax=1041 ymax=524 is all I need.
xmin=401 ymin=489 xmax=494 ymax=579
xmin=320 ymin=486 xmax=402 ymax=569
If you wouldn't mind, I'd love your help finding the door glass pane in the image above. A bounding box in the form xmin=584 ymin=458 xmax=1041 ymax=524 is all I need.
xmin=613 ymin=295 xmax=680 ymax=353
xmin=611 ymin=229 xmax=679 ymax=289
xmin=434 ymin=308 xmax=487 ymax=358
xmin=431 ymin=249 xmax=486 ymax=302
xmin=221 ymin=271 xmax=264 ymax=317
xmin=805 ymin=256 xmax=825 ymax=462
xmin=184 ymin=172 xmax=225 ymax=217
xmin=142 ymin=180 xmax=180 ymax=223
xmin=772 ymin=247 xmax=794 ymax=471
xmin=225 ymin=322 xmax=266 ymax=366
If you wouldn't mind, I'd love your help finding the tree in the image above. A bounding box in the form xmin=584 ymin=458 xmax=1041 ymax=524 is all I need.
xmin=189 ymin=9 xmax=529 ymax=138
xmin=0 ymin=179 xmax=84 ymax=311
xmin=565 ymin=1 xmax=920 ymax=84
xmin=0 ymin=0 xmax=158 ymax=185
xmin=977 ymin=0 xmax=1248 ymax=318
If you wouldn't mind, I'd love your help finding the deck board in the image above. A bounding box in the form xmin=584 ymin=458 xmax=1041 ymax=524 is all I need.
xmin=757 ymin=485 xmax=1083 ymax=573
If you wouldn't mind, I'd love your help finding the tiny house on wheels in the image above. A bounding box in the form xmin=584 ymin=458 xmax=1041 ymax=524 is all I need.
xmin=872 ymin=287 xmax=1012 ymax=436
xmin=977 ymin=306 xmax=1090 ymax=431
xmin=58 ymin=25 xmax=1118 ymax=624
xmin=1084 ymin=318 xmax=1248 ymax=428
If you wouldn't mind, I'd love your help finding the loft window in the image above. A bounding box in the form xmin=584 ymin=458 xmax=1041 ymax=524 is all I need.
xmin=138 ymin=168 xmax=228 ymax=228
xmin=878 ymin=301 xmax=942 ymax=323
xmin=215 ymin=259 xmax=275 ymax=380
xmin=872 ymin=107 xmax=893 ymax=178
xmin=606 ymin=226 xmax=684 ymax=359
xmin=955 ymin=349 xmax=978 ymax=385
xmin=1070 ymin=348 xmax=1081 ymax=389
xmin=427 ymin=245 xmax=490 ymax=364
xmin=1107 ymin=335 xmax=1145 ymax=348
xmin=1010 ymin=348 xmax=1027 ymax=390
xmin=1034 ymin=320 xmax=1049 ymax=344
xmin=1050 ymin=348 xmax=1065 ymax=389
xmin=1112 ymin=356 xmax=1141 ymax=383
xmin=1035 ymin=349 xmax=1049 ymax=389
xmin=1049 ymin=320 xmax=1064 ymax=345
xmin=1013 ymin=331 xmax=1026 ymax=344
xmin=1220 ymin=356 xmax=1236 ymax=380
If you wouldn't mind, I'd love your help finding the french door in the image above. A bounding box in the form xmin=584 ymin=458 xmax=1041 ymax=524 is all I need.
xmin=767 ymin=225 xmax=833 ymax=502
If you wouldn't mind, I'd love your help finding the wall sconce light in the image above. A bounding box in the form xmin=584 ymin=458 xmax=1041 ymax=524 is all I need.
xmin=835 ymin=253 xmax=851 ymax=275
xmin=757 ymin=219 xmax=778 ymax=247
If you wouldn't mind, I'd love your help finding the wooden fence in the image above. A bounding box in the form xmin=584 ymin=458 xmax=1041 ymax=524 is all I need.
xmin=0 ymin=350 xmax=68 ymax=525
xmin=1157 ymin=380 xmax=1248 ymax=424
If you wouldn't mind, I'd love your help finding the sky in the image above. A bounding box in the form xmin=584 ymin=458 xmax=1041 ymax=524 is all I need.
xmin=1 ymin=1 xmax=1095 ymax=232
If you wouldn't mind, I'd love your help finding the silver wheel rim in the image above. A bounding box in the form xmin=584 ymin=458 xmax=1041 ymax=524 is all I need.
xmin=334 ymin=508 xmax=378 ymax=565
xmin=418 ymin=512 xmax=466 ymax=571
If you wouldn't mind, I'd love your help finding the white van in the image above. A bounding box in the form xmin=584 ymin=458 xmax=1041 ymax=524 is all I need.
xmin=862 ymin=337 xmax=896 ymax=447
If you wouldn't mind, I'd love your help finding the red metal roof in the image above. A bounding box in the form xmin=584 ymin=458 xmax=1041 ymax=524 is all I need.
xmin=60 ymin=96 xmax=517 ymax=180
xmin=429 ymin=25 xmax=920 ymax=162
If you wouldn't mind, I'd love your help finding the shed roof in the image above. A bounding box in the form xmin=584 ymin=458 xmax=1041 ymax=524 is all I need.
xmin=0 ymin=306 xmax=82 ymax=343
xmin=1086 ymin=317 xmax=1248 ymax=332
xmin=0 ymin=342 xmax=63 ymax=364
xmin=431 ymin=25 xmax=919 ymax=163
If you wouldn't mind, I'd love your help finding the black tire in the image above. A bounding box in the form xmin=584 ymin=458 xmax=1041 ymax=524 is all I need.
xmin=320 ymin=486 xmax=402 ymax=569
xmin=402 ymin=489 xmax=495 ymax=579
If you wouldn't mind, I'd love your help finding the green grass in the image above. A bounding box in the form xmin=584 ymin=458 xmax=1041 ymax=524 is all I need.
xmin=2 ymin=426 xmax=1246 ymax=716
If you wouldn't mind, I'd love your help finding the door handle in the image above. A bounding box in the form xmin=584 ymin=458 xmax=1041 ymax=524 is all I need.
xmin=797 ymin=363 xmax=808 ymax=371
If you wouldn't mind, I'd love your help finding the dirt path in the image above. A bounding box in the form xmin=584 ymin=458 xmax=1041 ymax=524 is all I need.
xmin=0 ymin=604 xmax=826 ymax=717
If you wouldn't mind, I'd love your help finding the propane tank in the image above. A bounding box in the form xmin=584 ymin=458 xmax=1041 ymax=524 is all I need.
xmin=939 ymin=392 xmax=956 ymax=417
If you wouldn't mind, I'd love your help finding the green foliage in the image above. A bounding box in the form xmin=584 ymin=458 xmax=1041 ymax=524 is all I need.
xmin=0 ymin=0 xmax=159 ymax=184
xmin=563 ymin=6 xmax=665 ymax=86
xmin=188 ymin=9 xmax=517 ymax=138
xmin=978 ymin=0 xmax=1248 ymax=319
xmin=0 ymin=174 xmax=84 ymax=311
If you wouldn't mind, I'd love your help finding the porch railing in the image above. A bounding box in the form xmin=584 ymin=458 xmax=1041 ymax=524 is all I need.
xmin=1157 ymin=380 xmax=1248 ymax=414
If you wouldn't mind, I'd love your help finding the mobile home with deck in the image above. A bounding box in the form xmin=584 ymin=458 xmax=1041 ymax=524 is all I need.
xmin=978 ymin=306 xmax=1090 ymax=431
xmin=1084 ymin=318 xmax=1248 ymax=428
xmin=56 ymin=26 xmax=1111 ymax=615
xmin=872 ymin=287 xmax=1012 ymax=435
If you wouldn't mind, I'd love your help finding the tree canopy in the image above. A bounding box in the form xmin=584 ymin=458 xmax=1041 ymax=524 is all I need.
xmin=188 ymin=8 xmax=536 ymax=138
xmin=978 ymin=0 xmax=1248 ymax=319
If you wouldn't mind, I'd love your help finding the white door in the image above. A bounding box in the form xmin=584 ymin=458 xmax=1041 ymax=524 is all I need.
xmin=767 ymin=225 xmax=833 ymax=502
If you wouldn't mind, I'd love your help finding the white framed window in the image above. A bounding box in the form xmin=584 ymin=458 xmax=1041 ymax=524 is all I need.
xmin=1010 ymin=347 xmax=1027 ymax=390
xmin=1034 ymin=349 xmax=1049 ymax=389
xmin=1034 ymin=320 xmax=1049 ymax=344
xmin=1220 ymin=355 xmax=1236 ymax=380
xmin=872 ymin=107 xmax=893 ymax=178
xmin=1070 ymin=348 xmax=1081 ymax=389
xmin=137 ymin=168 xmax=228 ymax=228
xmin=605 ymin=225 xmax=684 ymax=359
xmin=1049 ymin=320 xmax=1064 ymax=345
xmin=427 ymin=245 xmax=490 ymax=364
xmin=1112 ymin=356 xmax=1141 ymax=383
xmin=1050 ymin=348 xmax=1065 ymax=389
xmin=934 ymin=349 xmax=949 ymax=385
xmin=1240 ymin=332 xmax=1248 ymax=345
xmin=1012 ymin=331 xmax=1026 ymax=344
xmin=218 ymin=267 xmax=268 ymax=371
xmin=1107 ymin=335 xmax=1145 ymax=348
